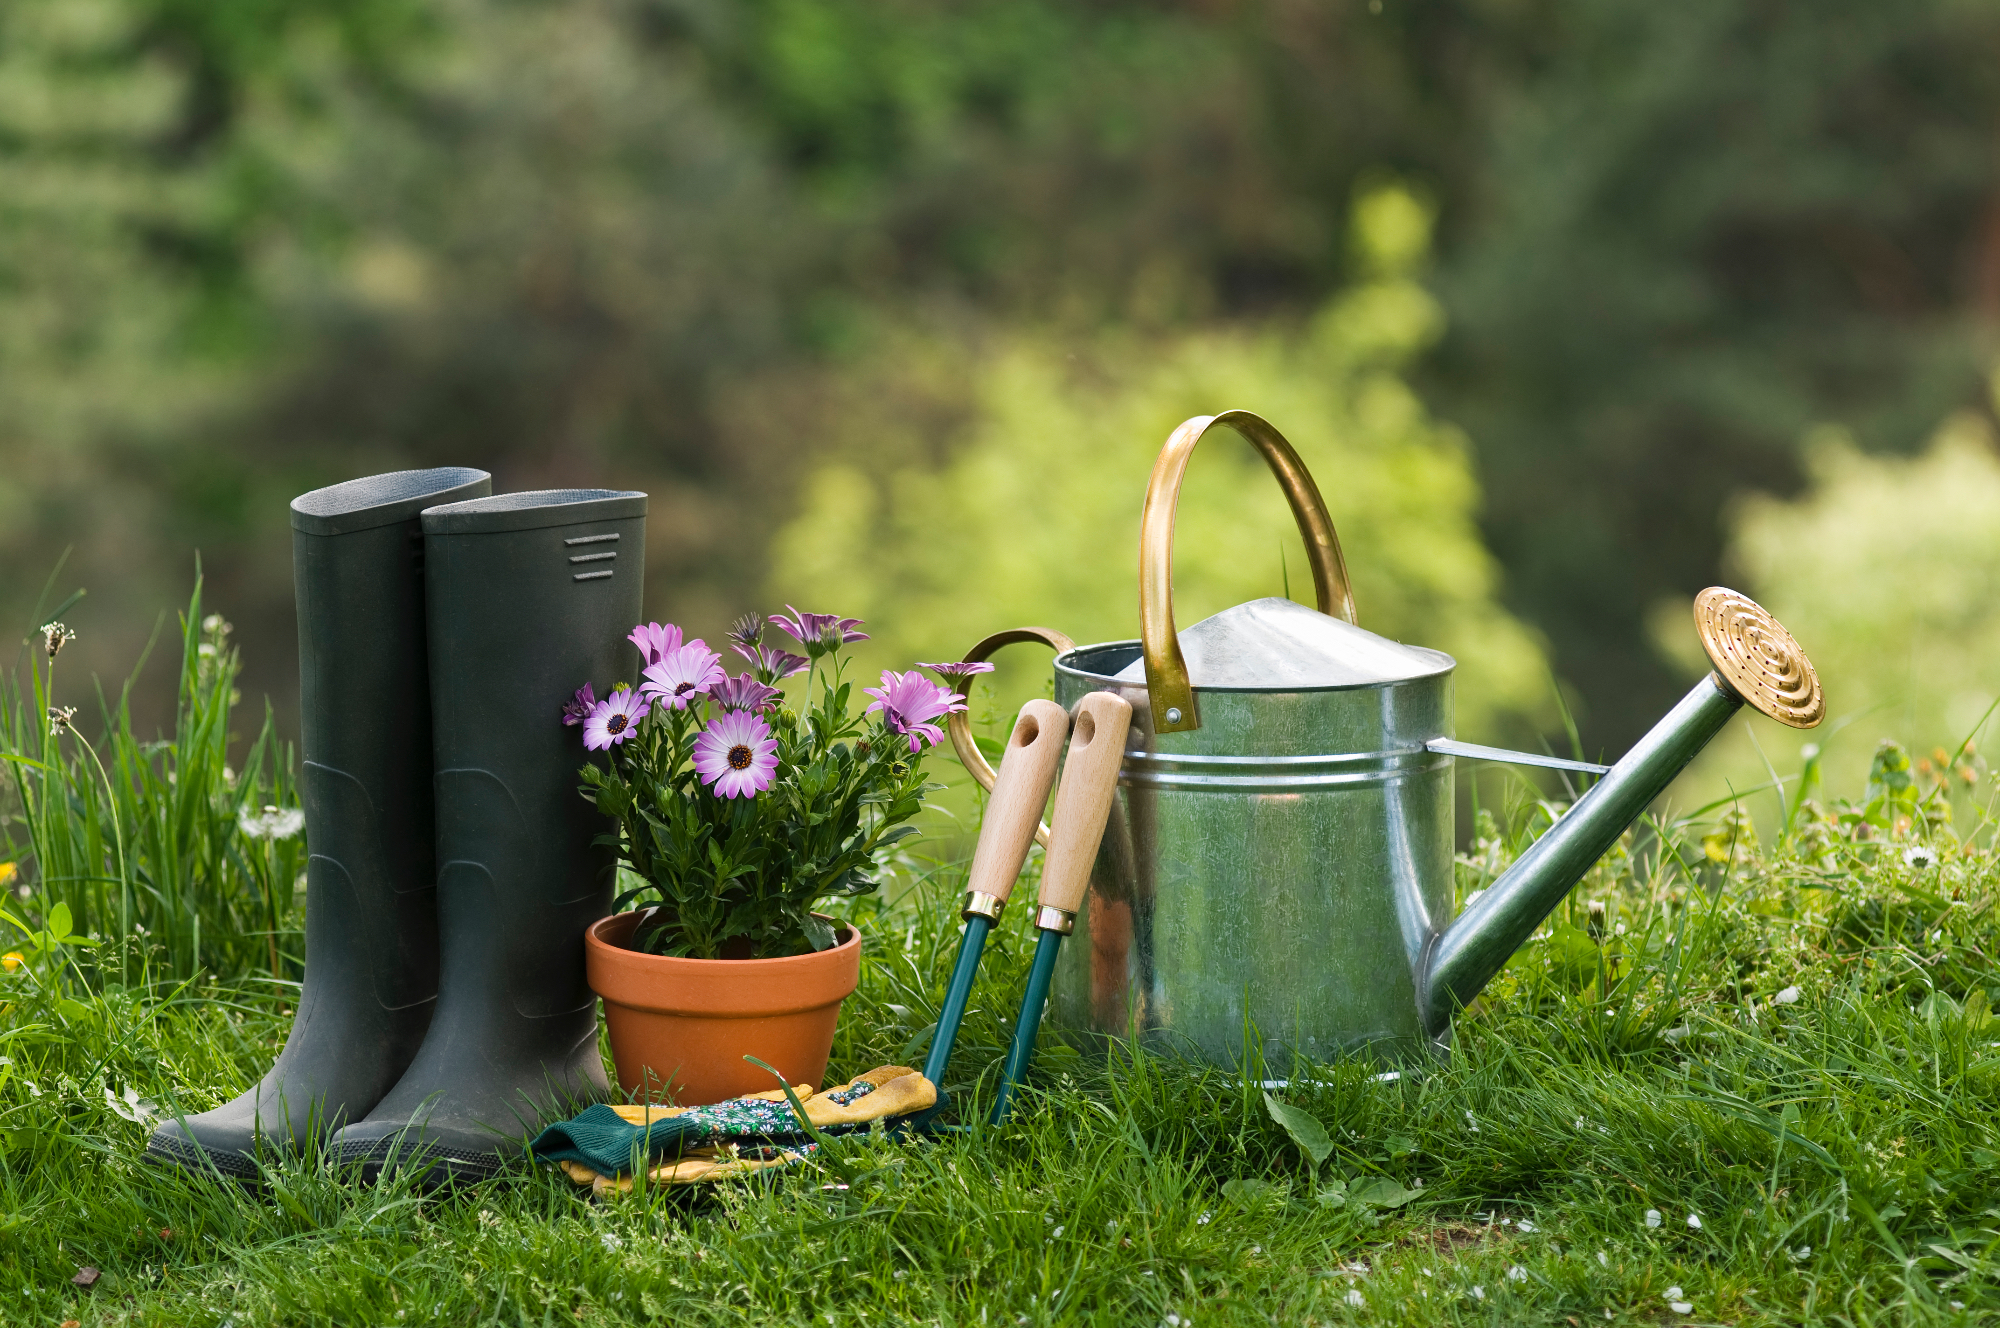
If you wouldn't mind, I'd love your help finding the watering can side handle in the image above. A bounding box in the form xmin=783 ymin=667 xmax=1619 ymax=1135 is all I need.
xmin=1140 ymin=410 xmax=1358 ymax=735
xmin=945 ymin=626 xmax=1078 ymax=850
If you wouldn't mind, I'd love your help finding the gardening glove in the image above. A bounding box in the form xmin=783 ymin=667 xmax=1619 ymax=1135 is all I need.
xmin=533 ymin=1065 xmax=935 ymax=1192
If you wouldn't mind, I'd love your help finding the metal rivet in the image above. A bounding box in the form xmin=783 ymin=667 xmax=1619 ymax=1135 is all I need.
xmin=1165 ymin=707 xmax=1182 ymax=724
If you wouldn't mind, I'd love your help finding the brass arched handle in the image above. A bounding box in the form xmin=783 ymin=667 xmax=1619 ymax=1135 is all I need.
xmin=945 ymin=626 xmax=1077 ymax=849
xmin=1140 ymin=410 xmax=1355 ymax=734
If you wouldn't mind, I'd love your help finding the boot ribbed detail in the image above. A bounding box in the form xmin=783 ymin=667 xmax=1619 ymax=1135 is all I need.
xmin=146 ymin=467 xmax=491 ymax=1179
xmin=329 ymin=488 xmax=645 ymax=1186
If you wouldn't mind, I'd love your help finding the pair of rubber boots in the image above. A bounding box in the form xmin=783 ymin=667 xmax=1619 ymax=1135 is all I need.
xmin=145 ymin=470 xmax=645 ymax=1186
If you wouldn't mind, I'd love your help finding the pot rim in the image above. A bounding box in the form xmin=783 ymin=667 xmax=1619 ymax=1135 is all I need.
xmin=585 ymin=910 xmax=862 ymax=1018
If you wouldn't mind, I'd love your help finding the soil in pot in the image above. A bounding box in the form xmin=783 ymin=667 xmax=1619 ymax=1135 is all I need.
xmin=584 ymin=911 xmax=862 ymax=1105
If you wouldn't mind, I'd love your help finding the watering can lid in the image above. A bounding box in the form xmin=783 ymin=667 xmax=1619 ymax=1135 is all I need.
xmin=1113 ymin=597 xmax=1452 ymax=690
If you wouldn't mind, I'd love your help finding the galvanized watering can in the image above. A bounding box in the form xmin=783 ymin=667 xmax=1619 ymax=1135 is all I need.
xmin=949 ymin=410 xmax=1824 ymax=1061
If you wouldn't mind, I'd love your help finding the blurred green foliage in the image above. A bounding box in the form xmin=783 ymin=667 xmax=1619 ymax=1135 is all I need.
xmin=3 ymin=0 xmax=1998 ymax=760
xmin=770 ymin=184 xmax=1551 ymax=743
xmin=1677 ymin=391 xmax=2000 ymax=808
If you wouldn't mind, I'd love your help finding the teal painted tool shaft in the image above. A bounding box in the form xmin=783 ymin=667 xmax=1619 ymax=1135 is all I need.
xmin=923 ymin=914 xmax=991 ymax=1089
xmin=992 ymin=928 xmax=1064 ymax=1125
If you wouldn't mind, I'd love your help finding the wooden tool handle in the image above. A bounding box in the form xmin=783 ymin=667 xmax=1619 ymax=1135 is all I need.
xmin=964 ymin=700 xmax=1071 ymax=905
xmin=1038 ymin=691 xmax=1134 ymax=916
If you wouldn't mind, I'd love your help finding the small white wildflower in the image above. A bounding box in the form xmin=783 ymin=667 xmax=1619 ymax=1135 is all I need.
xmin=1248 ymin=1245 xmax=1260 ymax=1256
xmin=1471 ymin=1286 xmax=1485 ymax=1300
xmin=1789 ymin=1245 xmax=1811 ymax=1261
xmin=1665 ymin=1286 xmax=1683 ymax=1299
xmin=1615 ymin=922 xmax=1627 ymax=935
xmin=893 ymin=1270 xmax=905 ymax=1281
xmin=1686 ymin=1213 xmax=1702 ymax=1230
xmin=1903 ymin=844 xmax=1938 ymax=870
xmin=1196 ymin=1211 xmax=1211 ymax=1226
xmin=1670 ymin=1301 xmax=1693 ymax=1315
xmin=1644 ymin=1209 xmax=1662 ymax=1228
xmin=1165 ymin=1316 xmax=1181 ymax=1327
xmin=1952 ymin=1302 xmax=1965 ymax=1310
xmin=238 ymin=805 xmax=306 ymax=841
xmin=599 ymin=1231 xmax=622 ymax=1251
xmin=1507 ymin=1266 xmax=1527 ymax=1282
xmin=1465 ymin=1110 xmax=1481 ymax=1133
xmin=1344 ymin=1289 xmax=1365 ymax=1307
xmin=1107 ymin=1220 xmax=1119 ymax=1232
xmin=1596 ymin=1251 xmax=1608 ymax=1267
xmin=1051 ymin=1226 xmax=1063 ymax=1239
xmin=1771 ymin=985 xmax=1801 ymax=1006
xmin=1517 ymin=1219 xmax=1536 ymax=1233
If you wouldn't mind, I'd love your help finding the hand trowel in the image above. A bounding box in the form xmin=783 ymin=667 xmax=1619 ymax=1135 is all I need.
xmin=911 ymin=698 xmax=1069 ymax=1128
xmin=991 ymin=690 xmax=1133 ymax=1125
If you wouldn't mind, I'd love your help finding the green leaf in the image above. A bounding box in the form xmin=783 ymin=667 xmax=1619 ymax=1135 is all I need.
xmin=802 ymin=914 xmax=837 ymax=952
xmin=1348 ymin=1177 xmax=1420 ymax=1210
xmin=1385 ymin=1133 xmax=1418 ymax=1159
xmin=1221 ymin=1177 xmax=1282 ymax=1206
xmin=45 ymin=902 xmax=72 ymax=942
xmin=1263 ymin=1092 xmax=1333 ymax=1168
xmin=1315 ymin=1178 xmax=1349 ymax=1208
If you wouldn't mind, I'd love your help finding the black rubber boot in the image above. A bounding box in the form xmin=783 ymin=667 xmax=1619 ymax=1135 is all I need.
xmin=330 ymin=488 xmax=645 ymax=1186
xmin=146 ymin=467 xmax=491 ymax=1179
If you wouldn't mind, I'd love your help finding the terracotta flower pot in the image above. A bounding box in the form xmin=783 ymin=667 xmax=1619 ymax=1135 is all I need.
xmin=584 ymin=911 xmax=862 ymax=1106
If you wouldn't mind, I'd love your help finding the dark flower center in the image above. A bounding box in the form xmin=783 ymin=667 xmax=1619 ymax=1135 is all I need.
xmin=674 ymin=681 xmax=696 ymax=696
xmin=605 ymin=713 xmax=628 ymax=734
xmin=728 ymin=743 xmax=753 ymax=770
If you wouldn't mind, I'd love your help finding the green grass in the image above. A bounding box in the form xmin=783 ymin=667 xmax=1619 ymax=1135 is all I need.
xmin=1 ymin=574 xmax=304 ymax=987
xmin=2 ymin=606 xmax=1998 ymax=1325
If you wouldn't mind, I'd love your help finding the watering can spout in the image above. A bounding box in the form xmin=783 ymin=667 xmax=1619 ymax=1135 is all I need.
xmin=1419 ymin=589 xmax=1824 ymax=1034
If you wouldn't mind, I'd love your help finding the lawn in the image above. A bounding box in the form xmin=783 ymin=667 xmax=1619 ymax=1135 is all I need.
xmin=3 ymin=607 xmax=1998 ymax=1326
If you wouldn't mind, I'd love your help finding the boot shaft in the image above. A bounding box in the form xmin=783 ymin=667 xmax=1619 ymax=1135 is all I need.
xmin=420 ymin=488 xmax=646 ymax=1021
xmin=290 ymin=467 xmax=491 ymax=1011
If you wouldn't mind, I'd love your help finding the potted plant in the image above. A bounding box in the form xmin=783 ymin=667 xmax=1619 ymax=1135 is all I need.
xmin=568 ymin=607 xmax=974 ymax=1104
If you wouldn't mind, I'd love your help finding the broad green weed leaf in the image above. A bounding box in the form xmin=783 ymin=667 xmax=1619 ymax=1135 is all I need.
xmin=46 ymin=902 xmax=72 ymax=941
xmin=1221 ymin=1178 xmax=1281 ymax=1206
xmin=1263 ymin=1092 xmax=1333 ymax=1168
xmin=1349 ymin=1177 xmax=1420 ymax=1210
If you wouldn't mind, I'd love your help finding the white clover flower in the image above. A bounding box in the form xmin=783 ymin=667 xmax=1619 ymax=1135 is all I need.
xmin=1644 ymin=1209 xmax=1662 ymax=1228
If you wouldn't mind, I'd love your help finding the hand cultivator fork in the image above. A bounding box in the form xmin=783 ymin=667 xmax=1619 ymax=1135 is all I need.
xmin=908 ymin=689 xmax=1133 ymax=1130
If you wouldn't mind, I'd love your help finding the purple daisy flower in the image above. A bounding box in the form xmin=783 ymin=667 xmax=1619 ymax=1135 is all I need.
xmin=708 ymin=672 xmax=782 ymax=713
xmin=769 ymin=606 xmax=869 ymax=659
xmin=727 ymin=612 xmax=765 ymax=650
xmin=735 ymin=641 xmax=810 ymax=683
xmin=560 ymin=682 xmax=598 ymax=726
xmin=628 ymin=621 xmax=684 ymax=668
xmin=582 ymin=687 xmax=649 ymax=750
xmin=863 ymin=669 xmax=968 ymax=753
xmin=919 ymin=660 xmax=997 ymax=687
xmin=640 ymin=641 xmax=726 ymax=711
xmin=693 ymin=709 xmax=779 ymax=799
